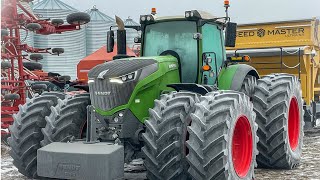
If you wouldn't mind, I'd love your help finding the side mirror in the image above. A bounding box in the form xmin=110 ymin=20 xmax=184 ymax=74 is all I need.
xmin=225 ymin=22 xmax=237 ymax=47
xmin=107 ymin=30 xmax=114 ymax=53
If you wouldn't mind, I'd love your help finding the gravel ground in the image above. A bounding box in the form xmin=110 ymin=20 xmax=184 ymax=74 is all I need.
xmin=2 ymin=133 xmax=320 ymax=180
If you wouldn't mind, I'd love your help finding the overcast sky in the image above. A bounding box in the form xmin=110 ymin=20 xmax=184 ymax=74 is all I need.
xmin=61 ymin=0 xmax=320 ymax=24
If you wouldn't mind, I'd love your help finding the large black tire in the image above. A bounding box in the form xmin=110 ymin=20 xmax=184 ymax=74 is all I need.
xmin=187 ymin=91 xmax=258 ymax=180
xmin=51 ymin=19 xmax=64 ymax=26
xmin=4 ymin=93 xmax=20 ymax=101
xmin=58 ymin=75 xmax=71 ymax=82
xmin=29 ymin=54 xmax=43 ymax=61
xmin=26 ymin=23 xmax=41 ymax=31
xmin=7 ymin=92 xmax=66 ymax=178
xmin=142 ymin=92 xmax=200 ymax=180
xmin=240 ymin=75 xmax=257 ymax=98
xmin=31 ymin=83 xmax=48 ymax=91
xmin=23 ymin=61 xmax=42 ymax=71
xmin=252 ymin=73 xmax=304 ymax=169
xmin=52 ymin=48 xmax=64 ymax=55
xmin=41 ymin=93 xmax=90 ymax=146
xmin=66 ymin=12 xmax=90 ymax=25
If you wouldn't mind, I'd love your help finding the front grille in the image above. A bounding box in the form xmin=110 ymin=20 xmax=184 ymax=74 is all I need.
xmin=88 ymin=59 xmax=158 ymax=111
xmin=89 ymin=79 xmax=137 ymax=111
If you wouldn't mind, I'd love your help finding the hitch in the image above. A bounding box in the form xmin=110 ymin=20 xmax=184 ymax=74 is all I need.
xmin=85 ymin=105 xmax=98 ymax=143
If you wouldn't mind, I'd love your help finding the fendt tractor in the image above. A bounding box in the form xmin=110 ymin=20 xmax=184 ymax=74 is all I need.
xmin=8 ymin=2 xmax=304 ymax=180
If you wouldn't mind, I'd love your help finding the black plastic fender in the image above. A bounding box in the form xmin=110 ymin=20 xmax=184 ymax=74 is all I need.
xmin=230 ymin=64 xmax=259 ymax=91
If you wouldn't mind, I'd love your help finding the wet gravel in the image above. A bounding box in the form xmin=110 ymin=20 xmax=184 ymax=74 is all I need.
xmin=2 ymin=132 xmax=320 ymax=180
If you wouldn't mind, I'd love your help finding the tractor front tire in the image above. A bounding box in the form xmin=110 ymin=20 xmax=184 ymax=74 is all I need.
xmin=41 ymin=93 xmax=90 ymax=146
xmin=187 ymin=91 xmax=258 ymax=180
xmin=142 ymin=92 xmax=200 ymax=180
xmin=252 ymin=73 xmax=304 ymax=169
xmin=7 ymin=92 xmax=66 ymax=178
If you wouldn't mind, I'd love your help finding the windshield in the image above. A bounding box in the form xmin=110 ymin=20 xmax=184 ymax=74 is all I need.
xmin=143 ymin=21 xmax=198 ymax=83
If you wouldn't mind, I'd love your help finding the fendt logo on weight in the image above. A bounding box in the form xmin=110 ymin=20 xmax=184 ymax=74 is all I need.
xmin=257 ymin=28 xmax=266 ymax=37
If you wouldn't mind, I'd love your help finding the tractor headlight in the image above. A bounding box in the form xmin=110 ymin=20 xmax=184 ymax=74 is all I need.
xmin=140 ymin=16 xmax=146 ymax=22
xmin=109 ymin=71 xmax=137 ymax=84
xmin=140 ymin=15 xmax=154 ymax=24
xmin=185 ymin=10 xmax=201 ymax=20
xmin=185 ymin=12 xmax=190 ymax=18
xmin=109 ymin=78 xmax=124 ymax=84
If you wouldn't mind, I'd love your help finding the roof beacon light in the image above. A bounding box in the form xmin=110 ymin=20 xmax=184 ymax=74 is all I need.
xmin=151 ymin=8 xmax=157 ymax=15
xmin=224 ymin=0 xmax=230 ymax=8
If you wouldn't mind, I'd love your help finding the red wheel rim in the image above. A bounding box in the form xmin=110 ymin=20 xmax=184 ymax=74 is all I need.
xmin=288 ymin=97 xmax=300 ymax=151
xmin=232 ymin=116 xmax=253 ymax=178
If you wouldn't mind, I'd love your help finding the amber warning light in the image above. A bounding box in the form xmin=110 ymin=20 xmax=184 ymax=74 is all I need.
xmin=151 ymin=8 xmax=157 ymax=15
xmin=224 ymin=0 xmax=230 ymax=7
xmin=227 ymin=55 xmax=251 ymax=62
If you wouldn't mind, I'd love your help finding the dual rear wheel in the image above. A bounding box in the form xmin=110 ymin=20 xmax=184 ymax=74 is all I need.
xmin=8 ymin=93 xmax=89 ymax=178
xmin=143 ymin=73 xmax=303 ymax=179
xmin=142 ymin=91 xmax=258 ymax=180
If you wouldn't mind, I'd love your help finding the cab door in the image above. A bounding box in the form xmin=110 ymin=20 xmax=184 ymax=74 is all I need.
xmin=201 ymin=23 xmax=225 ymax=85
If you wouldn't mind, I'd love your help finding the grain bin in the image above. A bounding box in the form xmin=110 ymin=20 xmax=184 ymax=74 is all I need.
xmin=124 ymin=17 xmax=140 ymax=48
xmin=33 ymin=0 xmax=86 ymax=80
xmin=86 ymin=6 xmax=115 ymax=55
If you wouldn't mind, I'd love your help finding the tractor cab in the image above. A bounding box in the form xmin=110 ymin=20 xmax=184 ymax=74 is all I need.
xmin=108 ymin=10 xmax=237 ymax=86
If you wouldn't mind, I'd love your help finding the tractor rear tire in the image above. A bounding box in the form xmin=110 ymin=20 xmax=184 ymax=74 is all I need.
xmin=187 ymin=91 xmax=258 ymax=180
xmin=23 ymin=61 xmax=42 ymax=71
xmin=240 ymin=75 xmax=257 ymax=98
xmin=41 ymin=93 xmax=90 ymax=146
xmin=252 ymin=73 xmax=304 ymax=169
xmin=7 ymin=92 xmax=66 ymax=178
xmin=142 ymin=92 xmax=200 ymax=180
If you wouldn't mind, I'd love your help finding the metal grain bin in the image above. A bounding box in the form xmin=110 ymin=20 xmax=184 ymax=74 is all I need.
xmin=33 ymin=0 xmax=86 ymax=80
xmin=124 ymin=18 xmax=140 ymax=48
xmin=86 ymin=6 xmax=115 ymax=55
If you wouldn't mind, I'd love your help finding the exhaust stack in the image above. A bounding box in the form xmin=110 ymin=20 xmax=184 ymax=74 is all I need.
xmin=114 ymin=16 xmax=127 ymax=59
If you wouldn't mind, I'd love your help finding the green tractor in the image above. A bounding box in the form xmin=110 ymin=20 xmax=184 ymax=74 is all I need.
xmin=8 ymin=8 xmax=304 ymax=180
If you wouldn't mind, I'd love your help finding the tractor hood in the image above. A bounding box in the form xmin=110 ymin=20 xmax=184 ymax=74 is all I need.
xmin=88 ymin=59 xmax=159 ymax=111
xmin=88 ymin=59 xmax=158 ymax=79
